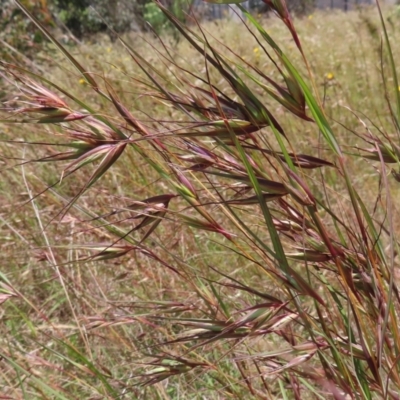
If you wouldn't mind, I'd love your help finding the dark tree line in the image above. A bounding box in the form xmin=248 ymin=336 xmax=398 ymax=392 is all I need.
xmin=1 ymin=0 xmax=316 ymax=41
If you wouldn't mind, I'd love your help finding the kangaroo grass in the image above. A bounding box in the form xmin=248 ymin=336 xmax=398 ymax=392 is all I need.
xmin=1 ymin=1 xmax=400 ymax=398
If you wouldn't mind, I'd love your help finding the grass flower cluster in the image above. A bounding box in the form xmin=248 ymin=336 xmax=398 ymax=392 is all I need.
xmin=1 ymin=1 xmax=400 ymax=399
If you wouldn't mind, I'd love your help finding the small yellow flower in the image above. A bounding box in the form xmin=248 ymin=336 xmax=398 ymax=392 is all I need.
xmin=79 ymin=78 xmax=87 ymax=85
xmin=253 ymin=47 xmax=260 ymax=54
xmin=107 ymin=47 xmax=112 ymax=53
xmin=308 ymin=14 xmax=313 ymax=20
xmin=326 ymin=72 xmax=334 ymax=80
xmin=398 ymin=86 xmax=400 ymax=92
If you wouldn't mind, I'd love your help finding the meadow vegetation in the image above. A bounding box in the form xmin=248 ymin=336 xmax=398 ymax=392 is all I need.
xmin=1 ymin=1 xmax=400 ymax=399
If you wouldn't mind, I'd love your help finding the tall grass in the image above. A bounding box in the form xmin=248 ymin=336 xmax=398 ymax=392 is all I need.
xmin=1 ymin=1 xmax=400 ymax=398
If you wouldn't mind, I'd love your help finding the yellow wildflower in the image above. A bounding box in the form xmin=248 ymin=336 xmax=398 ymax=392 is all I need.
xmin=79 ymin=78 xmax=87 ymax=85
xmin=107 ymin=47 xmax=112 ymax=53
xmin=253 ymin=47 xmax=260 ymax=54
xmin=326 ymin=72 xmax=334 ymax=80
xmin=308 ymin=15 xmax=313 ymax=20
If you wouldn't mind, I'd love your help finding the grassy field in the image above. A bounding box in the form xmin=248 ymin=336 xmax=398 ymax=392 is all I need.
xmin=1 ymin=4 xmax=400 ymax=399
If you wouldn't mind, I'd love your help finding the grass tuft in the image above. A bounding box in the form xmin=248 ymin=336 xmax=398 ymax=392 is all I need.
xmin=1 ymin=1 xmax=400 ymax=398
